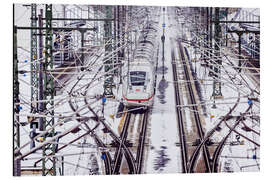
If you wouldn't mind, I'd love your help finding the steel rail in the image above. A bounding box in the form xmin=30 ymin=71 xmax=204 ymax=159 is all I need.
xmin=112 ymin=112 xmax=131 ymax=174
xmin=67 ymin=65 xmax=113 ymax=175
xmin=211 ymin=104 xmax=253 ymax=172
xmin=99 ymin=117 xmax=137 ymax=174
xmin=188 ymin=92 xmax=240 ymax=173
xmin=84 ymin=91 xmax=138 ymax=175
xmin=178 ymin=41 xmax=212 ymax=172
xmin=112 ymin=112 xmax=137 ymax=174
xmin=81 ymin=60 xmax=137 ymax=174
xmin=68 ymin=97 xmax=113 ymax=174
xmin=171 ymin=44 xmax=189 ymax=173
xmin=136 ymin=111 xmax=149 ymax=173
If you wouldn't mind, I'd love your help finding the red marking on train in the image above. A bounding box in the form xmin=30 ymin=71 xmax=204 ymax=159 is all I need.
xmin=135 ymin=89 xmax=140 ymax=92
xmin=123 ymin=94 xmax=154 ymax=101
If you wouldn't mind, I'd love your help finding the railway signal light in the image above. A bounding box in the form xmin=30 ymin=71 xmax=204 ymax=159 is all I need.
xmin=101 ymin=154 xmax=106 ymax=160
xmin=102 ymin=97 xmax=107 ymax=103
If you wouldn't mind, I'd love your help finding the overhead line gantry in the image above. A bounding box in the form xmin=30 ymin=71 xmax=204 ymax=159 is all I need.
xmin=14 ymin=4 xmax=129 ymax=175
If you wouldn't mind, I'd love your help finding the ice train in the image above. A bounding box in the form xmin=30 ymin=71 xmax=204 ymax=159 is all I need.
xmin=122 ymin=11 xmax=160 ymax=107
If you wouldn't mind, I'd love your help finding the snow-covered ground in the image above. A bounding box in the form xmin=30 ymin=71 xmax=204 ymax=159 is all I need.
xmin=179 ymin=7 xmax=260 ymax=172
xmin=144 ymin=7 xmax=182 ymax=174
xmin=14 ymin=4 xmax=260 ymax=176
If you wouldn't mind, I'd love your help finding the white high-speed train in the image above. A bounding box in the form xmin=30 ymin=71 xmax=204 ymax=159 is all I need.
xmin=122 ymin=14 xmax=159 ymax=108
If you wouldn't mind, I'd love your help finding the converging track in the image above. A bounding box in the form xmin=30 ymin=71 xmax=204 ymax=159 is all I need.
xmin=188 ymin=93 xmax=240 ymax=173
xmin=13 ymin=5 xmax=260 ymax=176
xmin=112 ymin=112 xmax=136 ymax=174
xmin=113 ymin=109 xmax=149 ymax=174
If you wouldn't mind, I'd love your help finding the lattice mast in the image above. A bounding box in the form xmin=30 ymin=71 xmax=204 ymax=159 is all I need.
xmin=42 ymin=4 xmax=56 ymax=176
xmin=30 ymin=4 xmax=39 ymax=113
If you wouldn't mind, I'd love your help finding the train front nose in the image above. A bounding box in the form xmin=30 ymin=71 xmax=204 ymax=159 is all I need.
xmin=123 ymin=69 xmax=153 ymax=106
xmin=126 ymin=88 xmax=149 ymax=101
xmin=124 ymin=87 xmax=152 ymax=106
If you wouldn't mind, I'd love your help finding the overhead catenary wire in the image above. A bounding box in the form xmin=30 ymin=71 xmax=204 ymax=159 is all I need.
xmin=14 ymin=5 xmax=260 ymax=175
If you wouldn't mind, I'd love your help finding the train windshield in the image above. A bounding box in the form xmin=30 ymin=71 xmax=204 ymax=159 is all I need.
xmin=130 ymin=71 xmax=146 ymax=86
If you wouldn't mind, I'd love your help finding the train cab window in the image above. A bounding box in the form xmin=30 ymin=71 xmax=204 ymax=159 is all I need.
xmin=130 ymin=71 xmax=146 ymax=86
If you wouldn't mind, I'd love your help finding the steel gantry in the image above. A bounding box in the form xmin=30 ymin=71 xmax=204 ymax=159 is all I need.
xmin=116 ymin=5 xmax=126 ymax=84
xmin=30 ymin=4 xmax=39 ymax=113
xmin=227 ymin=29 xmax=260 ymax=72
xmin=211 ymin=8 xmax=223 ymax=106
xmin=14 ymin=4 xmax=115 ymax=176
xmin=209 ymin=7 xmax=260 ymax=104
xmin=93 ymin=5 xmax=99 ymax=46
xmin=103 ymin=6 xmax=114 ymax=97
xmin=42 ymin=4 xmax=56 ymax=176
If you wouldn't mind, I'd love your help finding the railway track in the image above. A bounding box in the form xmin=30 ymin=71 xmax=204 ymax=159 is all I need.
xmin=100 ymin=115 xmax=137 ymax=174
xmin=211 ymin=104 xmax=253 ymax=172
xmin=136 ymin=110 xmax=149 ymax=173
xmin=82 ymin=81 xmax=137 ymax=174
xmin=47 ymin=44 xmax=136 ymax=175
xmin=175 ymin=39 xmax=256 ymax=173
xmin=92 ymin=133 xmax=113 ymax=174
xmin=111 ymin=109 xmax=149 ymax=174
xmin=112 ymin=110 xmax=149 ymax=174
xmin=112 ymin=112 xmax=134 ymax=174
xmin=23 ymin=65 xmax=112 ymax=174
xmin=69 ymin=95 xmax=114 ymax=174
xmin=171 ymin=41 xmax=189 ymax=173
xmin=67 ymin=60 xmax=150 ymax=175
xmin=177 ymin=40 xmax=212 ymax=173
xmin=188 ymin=93 xmax=240 ymax=173
xmin=67 ymin=65 xmax=115 ymax=175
